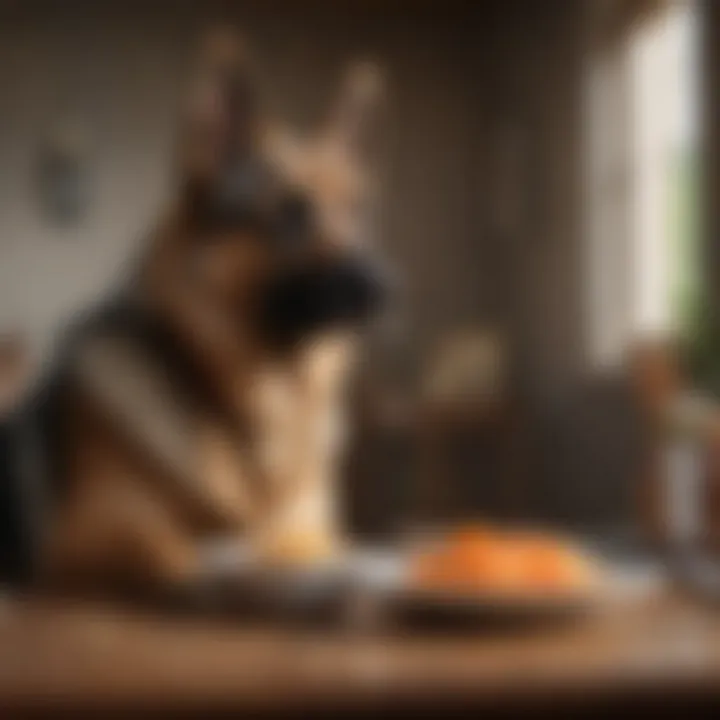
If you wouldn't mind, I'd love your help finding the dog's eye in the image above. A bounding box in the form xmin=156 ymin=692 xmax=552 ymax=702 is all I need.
xmin=275 ymin=193 xmax=313 ymax=248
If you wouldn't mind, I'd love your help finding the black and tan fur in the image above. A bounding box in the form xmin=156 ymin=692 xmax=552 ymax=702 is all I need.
xmin=15 ymin=29 xmax=387 ymax=596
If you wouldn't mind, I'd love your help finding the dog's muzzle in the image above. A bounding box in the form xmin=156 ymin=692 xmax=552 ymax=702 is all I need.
xmin=258 ymin=254 xmax=389 ymax=349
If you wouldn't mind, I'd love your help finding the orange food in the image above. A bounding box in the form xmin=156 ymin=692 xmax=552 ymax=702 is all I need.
xmin=526 ymin=545 xmax=595 ymax=589
xmin=411 ymin=525 xmax=598 ymax=595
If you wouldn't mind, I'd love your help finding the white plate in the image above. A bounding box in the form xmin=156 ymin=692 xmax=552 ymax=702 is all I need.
xmin=195 ymin=539 xmax=623 ymax=623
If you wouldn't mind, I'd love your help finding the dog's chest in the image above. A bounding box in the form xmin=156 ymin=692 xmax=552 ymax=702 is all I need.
xmin=248 ymin=335 xmax=357 ymax=535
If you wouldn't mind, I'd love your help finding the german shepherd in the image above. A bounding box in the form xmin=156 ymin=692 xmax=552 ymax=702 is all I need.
xmin=3 ymin=29 xmax=388 ymax=598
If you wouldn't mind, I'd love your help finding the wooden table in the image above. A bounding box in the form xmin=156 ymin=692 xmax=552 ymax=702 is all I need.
xmin=1 ymin=591 xmax=720 ymax=716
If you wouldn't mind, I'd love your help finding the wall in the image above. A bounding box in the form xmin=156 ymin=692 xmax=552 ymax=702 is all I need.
xmin=0 ymin=1 xmax=183 ymax=355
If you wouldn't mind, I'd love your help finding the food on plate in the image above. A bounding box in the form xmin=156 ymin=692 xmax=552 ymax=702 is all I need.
xmin=410 ymin=525 xmax=599 ymax=595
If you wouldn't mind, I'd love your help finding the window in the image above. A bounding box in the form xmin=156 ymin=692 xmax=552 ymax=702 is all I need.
xmin=584 ymin=0 xmax=701 ymax=369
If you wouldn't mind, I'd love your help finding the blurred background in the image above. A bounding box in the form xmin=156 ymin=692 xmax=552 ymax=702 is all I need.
xmin=0 ymin=0 xmax=715 ymax=548
xmin=4 ymin=1 xmax=720 ymax=716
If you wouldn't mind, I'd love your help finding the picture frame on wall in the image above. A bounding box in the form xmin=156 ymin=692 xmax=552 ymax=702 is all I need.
xmin=36 ymin=116 xmax=91 ymax=227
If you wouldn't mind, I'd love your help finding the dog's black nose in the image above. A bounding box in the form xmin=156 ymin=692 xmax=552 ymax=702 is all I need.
xmin=259 ymin=254 xmax=389 ymax=348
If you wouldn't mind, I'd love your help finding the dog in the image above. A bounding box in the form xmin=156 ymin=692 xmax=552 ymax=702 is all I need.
xmin=5 ymin=29 xmax=388 ymax=597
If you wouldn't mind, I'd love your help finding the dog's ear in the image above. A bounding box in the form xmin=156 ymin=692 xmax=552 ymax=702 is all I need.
xmin=322 ymin=61 xmax=384 ymax=164
xmin=180 ymin=27 xmax=261 ymax=185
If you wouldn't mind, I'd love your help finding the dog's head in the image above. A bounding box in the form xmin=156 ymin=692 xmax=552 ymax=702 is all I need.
xmin=177 ymin=29 xmax=388 ymax=353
